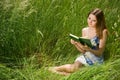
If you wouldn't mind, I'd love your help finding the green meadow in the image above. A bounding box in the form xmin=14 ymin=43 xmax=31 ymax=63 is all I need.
xmin=0 ymin=0 xmax=120 ymax=80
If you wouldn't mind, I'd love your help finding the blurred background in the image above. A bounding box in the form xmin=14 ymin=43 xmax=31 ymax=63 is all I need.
xmin=0 ymin=0 xmax=120 ymax=80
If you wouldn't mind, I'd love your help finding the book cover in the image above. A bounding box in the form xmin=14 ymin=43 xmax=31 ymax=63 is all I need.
xmin=69 ymin=34 xmax=93 ymax=48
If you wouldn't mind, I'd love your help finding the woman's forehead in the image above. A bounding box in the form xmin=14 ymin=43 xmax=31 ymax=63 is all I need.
xmin=88 ymin=14 xmax=97 ymax=20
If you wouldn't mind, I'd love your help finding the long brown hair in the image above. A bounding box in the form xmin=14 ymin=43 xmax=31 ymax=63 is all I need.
xmin=88 ymin=8 xmax=107 ymax=39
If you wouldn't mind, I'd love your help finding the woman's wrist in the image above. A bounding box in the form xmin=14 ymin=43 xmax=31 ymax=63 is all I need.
xmin=88 ymin=48 xmax=92 ymax=52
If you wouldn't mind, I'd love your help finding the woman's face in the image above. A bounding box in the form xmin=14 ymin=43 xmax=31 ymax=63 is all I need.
xmin=87 ymin=14 xmax=97 ymax=28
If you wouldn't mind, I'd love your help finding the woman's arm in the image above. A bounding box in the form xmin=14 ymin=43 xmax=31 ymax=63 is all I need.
xmin=83 ymin=29 xmax=108 ymax=56
xmin=70 ymin=28 xmax=87 ymax=53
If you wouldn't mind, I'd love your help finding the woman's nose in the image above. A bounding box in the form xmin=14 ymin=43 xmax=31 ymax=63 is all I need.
xmin=89 ymin=20 xmax=92 ymax=23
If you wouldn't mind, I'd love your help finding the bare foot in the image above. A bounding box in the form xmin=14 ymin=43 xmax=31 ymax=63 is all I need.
xmin=48 ymin=67 xmax=71 ymax=76
xmin=60 ymin=72 xmax=71 ymax=76
xmin=48 ymin=67 xmax=57 ymax=73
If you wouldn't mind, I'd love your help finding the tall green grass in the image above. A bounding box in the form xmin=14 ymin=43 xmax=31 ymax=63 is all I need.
xmin=0 ymin=0 xmax=120 ymax=80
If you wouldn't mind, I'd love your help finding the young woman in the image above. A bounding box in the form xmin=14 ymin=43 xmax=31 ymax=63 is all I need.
xmin=49 ymin=8 xmax=108 ymax=76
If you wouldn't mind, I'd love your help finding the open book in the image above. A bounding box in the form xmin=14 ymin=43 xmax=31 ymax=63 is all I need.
xmin=69 ymin=34 xmax=93 ymax=48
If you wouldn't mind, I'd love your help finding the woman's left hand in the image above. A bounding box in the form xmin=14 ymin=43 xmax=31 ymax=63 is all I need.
xmin=83 ymin=45 xmax=91 ymax=51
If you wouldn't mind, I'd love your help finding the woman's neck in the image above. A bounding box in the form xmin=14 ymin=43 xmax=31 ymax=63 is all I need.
xmin=89 ymin=26 xmax=96 ymax=30
xmin=87 ymin=27 xmax=97 ymax=39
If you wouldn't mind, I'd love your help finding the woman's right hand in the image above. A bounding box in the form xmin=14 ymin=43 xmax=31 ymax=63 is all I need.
xmin=70 ymin=39 xmax=77 ymax=45
xmin=70 ymin=39 xmax=83 ymax=47
xmin=70 ymin=39 xmax=86 ymax=53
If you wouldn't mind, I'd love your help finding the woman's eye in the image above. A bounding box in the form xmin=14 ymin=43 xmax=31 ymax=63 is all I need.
xmin=93 ymin=20 xmax=96 ymax=22
xmin=88 ymin=17 xmax=91 ymax=20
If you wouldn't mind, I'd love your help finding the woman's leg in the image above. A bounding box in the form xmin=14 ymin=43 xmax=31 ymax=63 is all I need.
xmin=48 ymin=68 xmax=70 ymax=76
xmin=49 ymin=61 xmax=83 ymax=75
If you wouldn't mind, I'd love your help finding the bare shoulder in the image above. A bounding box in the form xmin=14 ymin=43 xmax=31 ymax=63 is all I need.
xmin=82 ymin=27 xmax=88 ymax=37
xmin=82 ymin=27 xmax=88 ymax=32
xmin=103 ymin=29 xmax=108 ymax=35
xmin=102 ymin=29 xmax=108 ymax=40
